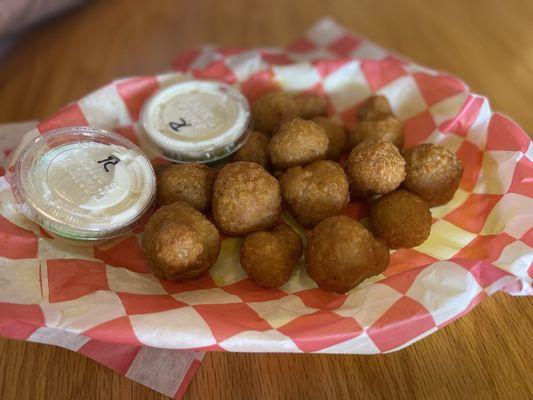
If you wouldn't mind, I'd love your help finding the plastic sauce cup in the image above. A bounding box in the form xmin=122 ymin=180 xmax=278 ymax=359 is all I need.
xmin=9 ymin=126 xmax=156 ymax=246
xmin=140 ymin=80 xmax=251 ymax=163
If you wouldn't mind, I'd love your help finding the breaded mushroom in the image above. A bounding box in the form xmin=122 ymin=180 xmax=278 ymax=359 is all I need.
xmin=294 ymin=94 xmax=328 ymax=119
xmin=357 ymin=95 xmax=393 ymax=121
xmin=268 ymin=118 xmax=328 ymax=170
xmin=306 ymin=216 xmax=381 ymax=293
xmin=312 ymin=116 xmax=348 ymax=160
xmin=156 ymin=163 xmax=214 ymax=211
xmin=349 ymin=115 xmax=403 ymax=149
xmin=142 ymin=201 xmax=221 ymax=281
xmin=272 ymin=222 xmax=303 ymax=263
xmin=231 ymin=130 xmax=270 ymax=169
xmin=371 ymin=237 xmax=390 ymax=273
xmin=370 ymin=190 xmax=431 ymax=249
xmin=346 ymin=139 xmax=406 ymax=198
xmin=240 ymin=223 xmax=303 ymax=288
xmin=212 ymin=161 xmax=281 ymax=236
xmin=402 ymin=144 xmax=464 ymax=207
xmin=280 ymin=160 xmax=349 ymax=228
xmin=251 ymin=91 xmax=299 ymax=135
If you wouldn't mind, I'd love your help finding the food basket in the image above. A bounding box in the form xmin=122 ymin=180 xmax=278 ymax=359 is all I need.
xmin=0 ymin=19 xmax=531 ymax=360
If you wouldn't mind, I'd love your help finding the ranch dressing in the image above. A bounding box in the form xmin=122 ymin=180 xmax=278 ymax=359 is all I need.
xmin=141 ymin=80 xmax=251 ymax=163
xmin=10 ymin=127 xmax=155 ymax=245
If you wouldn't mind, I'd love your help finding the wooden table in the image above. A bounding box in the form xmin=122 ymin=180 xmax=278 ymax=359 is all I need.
xmin=0 ymin=1 xmax=532 ymax=398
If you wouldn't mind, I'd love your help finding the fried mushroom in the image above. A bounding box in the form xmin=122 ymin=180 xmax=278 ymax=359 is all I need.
xmin=280 ymin=160 xmax=349 ymax=228
xmin=142 ymin=201 xmax=221 ymax=281
xmin=240 ymin=223 xmax=302 ymax=288
xmin=212 ymin=161 xmax=281 ymax=236
xmin=346 ymin=139 xmax=406 ymax=198
xmin=402 ymin=144 xmax=463 ymax=207
xmin=268 ymin=118 xmax=328 ymax=170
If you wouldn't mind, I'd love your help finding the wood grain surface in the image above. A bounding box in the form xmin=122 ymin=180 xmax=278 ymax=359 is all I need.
xmin=0 ymin=1 xmax=532 ymax=399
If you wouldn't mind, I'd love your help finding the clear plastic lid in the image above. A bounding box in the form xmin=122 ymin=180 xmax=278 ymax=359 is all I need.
xmin=140 ymin=80 xmax=251 ymax=163
xmin=10 ymin=127 xmax=156 ymax=241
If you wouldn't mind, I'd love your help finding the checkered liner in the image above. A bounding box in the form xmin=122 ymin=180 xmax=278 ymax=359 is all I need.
xmin=1 ymin=18 xmax=532 ymax=358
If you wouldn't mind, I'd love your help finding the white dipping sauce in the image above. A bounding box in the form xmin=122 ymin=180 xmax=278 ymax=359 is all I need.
xmin=141 ymin=80 xmax=251 ymax=163
xmin=11 ymin=127 xmax=156 ymax=244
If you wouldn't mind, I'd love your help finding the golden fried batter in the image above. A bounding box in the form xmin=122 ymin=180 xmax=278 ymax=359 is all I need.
xmin=251 ymin=91 xmax=299 ymax=135
xmin=371 ymin=237 xmax=390 ymax=273
xmin=240 ymin=223 xmax=302 ymax=288
xmin=268 ymin=118 xmax=328 ymax=170
xmin=402 ymin=144 xmax=463 ymax=207
xmin=306 ymin=216 xmax=378 ymax=293
xmin=346 ymin=139 xmax=405 ymax=197
xmin=294 ymin=94 xmax=328 ymax=119
xmin=231 ymin=131 xmax=270 ymax=169
xmin=212 ymin=161 xmax=281 ymax=236
xmin=370 ymin=190 xmax=431 ymax=249
xmin=357 ymin=95 xmax=393 ymax=121
xmin=349 ymin=115 xmax=403 ymax=149
xmin=156 ymin=163 xmax=213 ymax=211
xmin=280 ymin=160 xmax=349 ymax=228
xmin=142 ymin=201 xmax=220 ymax=281
xmin=312 ymin=116 xmax=348 ymax=160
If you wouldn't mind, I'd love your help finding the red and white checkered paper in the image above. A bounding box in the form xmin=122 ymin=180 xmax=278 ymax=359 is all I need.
xmin=0 ymin=122 xmax=203 ymax=400
xmin=1 ymin=17 xmax=532 ymax=395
